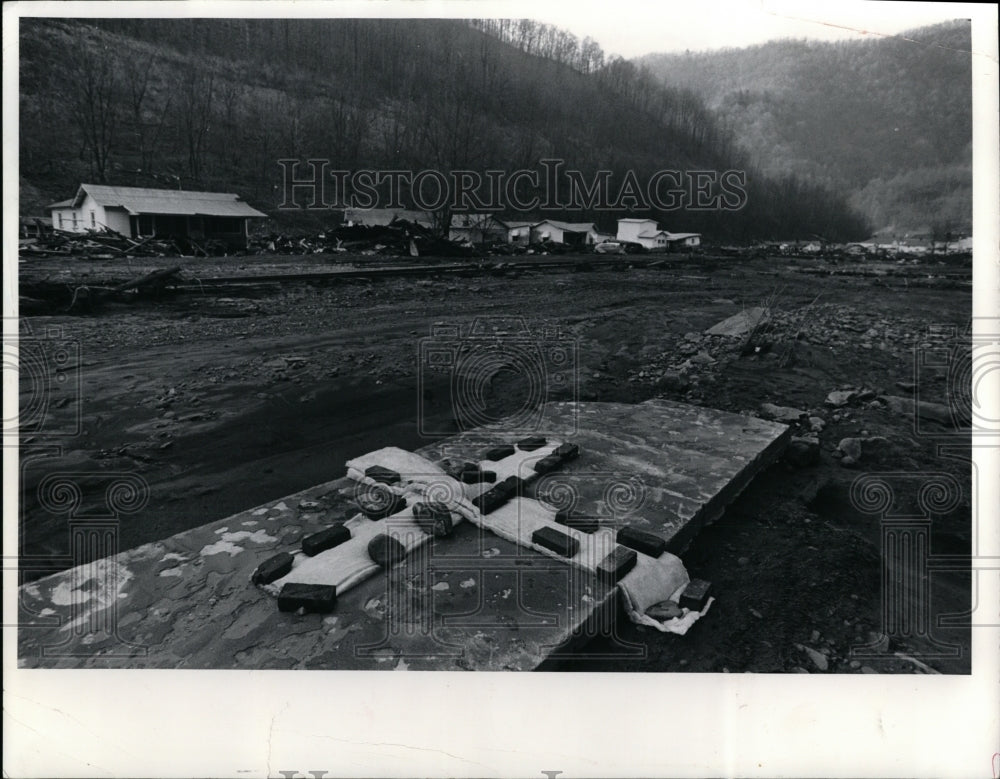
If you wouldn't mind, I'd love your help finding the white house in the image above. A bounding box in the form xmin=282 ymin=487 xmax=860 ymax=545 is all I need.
xmin=617 ymin=218 xmax=700 ymax=251
xmin=530 ymin=220 xmax=599 ymax=247
xmin=497 ymin=220 xmax=535 ymax=244
xmin=48 ymin=184 xmax=267 ymax=248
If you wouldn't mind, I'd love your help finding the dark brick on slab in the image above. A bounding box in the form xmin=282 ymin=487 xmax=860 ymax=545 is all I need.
xmin=460 ymin=467 xmax=497 ymax=484
xmin=368 ymin=534 xmax=408 ymax=568
xmin=531 ymin=526 xmax=580 ymax=558
xmin=472 ymin=487 xmax=510 ymax=515
xmin=597 ymin=545 xmax=637 ymax=585
xmin=516 ymin=435 xmax=547 ymax=451
xmin=301 ymin=524 xmax=351 ymax=556
xmin=496 ymin=475 xmax=524 ymax=498
xmin=483 ymin=444 xmax=516 ymax=461
xmin=251 ymin=552 xmax=294 ymax=585
xmin=554 ymin=510 xmax=601 ymax=534
xmin=532 ymin=454 xmax=562 ymax=475
xmin=554 ymin=442 xmax=580 ymax=461
xmin=357 ymin=487 xmax=406 ymax=520
xmin=412 ymin=502 xmax=454 ymax=538
xmin=616 ymin=526 xmax=667 ymax=558
xmin=277 ymin=583 xmax=337 ymax=613
xmin=365 ymin=465 xmax=401 ymax=485
xmin=679 ymin=578 xmax=713 ymax=612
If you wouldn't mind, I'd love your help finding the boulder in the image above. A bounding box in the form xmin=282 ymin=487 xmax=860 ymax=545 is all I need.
xmin=704 ymin=306 xmax=769 ymax=336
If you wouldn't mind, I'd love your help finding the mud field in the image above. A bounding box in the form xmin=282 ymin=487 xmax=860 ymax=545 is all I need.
xmin=17 ymin=252 xmax=973 ymax=673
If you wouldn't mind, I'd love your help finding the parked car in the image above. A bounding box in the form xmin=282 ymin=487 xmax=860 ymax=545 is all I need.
xmin=594 ymin=241 xmax=626 ymax=254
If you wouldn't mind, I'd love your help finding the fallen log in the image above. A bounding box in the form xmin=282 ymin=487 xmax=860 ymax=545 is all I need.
xmin=108 ymin=266 xmax=182 ymax=296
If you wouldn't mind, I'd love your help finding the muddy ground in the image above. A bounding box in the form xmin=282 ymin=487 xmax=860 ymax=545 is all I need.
xmin=17 ymin=252 xmax=972 ymax=673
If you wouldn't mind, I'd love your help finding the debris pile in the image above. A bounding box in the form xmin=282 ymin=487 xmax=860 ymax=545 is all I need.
xmin=19 ymin=228 xmax=221 ymax=259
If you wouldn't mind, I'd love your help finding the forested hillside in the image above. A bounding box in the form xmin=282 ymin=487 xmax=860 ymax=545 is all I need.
xmin=640 ymin=20 xmax=972 ymax=235
xmin=19 ymin=18 xmax=869 ymax=240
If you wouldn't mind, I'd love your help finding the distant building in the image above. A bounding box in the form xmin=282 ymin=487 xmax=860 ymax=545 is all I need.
xmin=616 ymin=218 xmax=700 ymax=251
xmin=530 ymin=220 xmax=599 ymax=246
xmin=343 ymin=208 xmax=434 ymax=229
xmin=48 ymin=184 xmax=266 ymax=248
xmin=448 ymin=214 xmax=507 ymax=244
xmin=497 ymin=220 xmax=535 ymax=244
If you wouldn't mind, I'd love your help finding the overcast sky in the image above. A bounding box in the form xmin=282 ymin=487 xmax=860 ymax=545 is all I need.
xmin=23 ymin=0 xmax=972 ymax=60
xmin=524 ymin=0 xmax=969 ymax=57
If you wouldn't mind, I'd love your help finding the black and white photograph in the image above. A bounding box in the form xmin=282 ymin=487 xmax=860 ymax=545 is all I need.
xmin=4 ymin=0 xmax=998 ymax=776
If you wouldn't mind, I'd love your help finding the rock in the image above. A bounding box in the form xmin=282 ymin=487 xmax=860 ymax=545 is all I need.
xmin=810 ymin=629 xmax=821 ymax=643
xmin=796 ymin=643 xmax=829 ymax=671
xmin=690 ymin=350 xmax=716 ymax=365
xmin=860 ymin=666 xmax=879 ymax=674
xmin=704 ymin=306 xmax=768 ymax=336
xmin=750 ymin=608 xmax=763 ymax=619
xmin=808 ymin=416 xmax=826 ymax=432
xmin=849 ymin=660 xmax=861 ymax=669
xmin=825 ymin=389 xmax=857 ymax=407
xmin=645 ymin=600 xmax=684 ymax=621
xmin=880 ymin=395 xmax=953 ymax=425
xmin=785 ymin=436 xmax=820 ymax=467
xmin=759 ymin=402 xmax=807 ymax=423
xmin=737 ymin=556 xmax=750 ymax=566
xmin=367 ymin=534 xmax=407 ymax=568
xmin=654 ymin=370 xmax=690 ymax=393
xmin=837 ymin=437 xmax=863 ymax=465
xmin=894 ymin=380 xmax=916 ymax=393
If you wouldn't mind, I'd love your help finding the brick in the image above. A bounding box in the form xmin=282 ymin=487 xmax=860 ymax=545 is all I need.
xmin=616 ymin=526 xmax=667 ymax=558
xmin=365 ymin=465 xmax=401 ymax=485
xmin=277 ymin=582 xmax=337 ymax=613
xmin=597 ymin=545 xmax=637 ymax=585
xmin=531 ymin=526 xmax=580 ymax=557
xmin=368 ymin=534 xmax=407 ymax=567
xmin=554 ymin=442 xmax=580 ymax=461
xmin=516 ymin=435 xmax=547 ymax=451
xmin=472 ymin=487 xmax=510 ymax=515
xmin=496 ymin=475 xmax=524 ymax=497
xmin=251 ymin=552 xmax=294 ymax=585
xmin=461 ymin=467 xmax=497 ymax=484
xmin=554 ymin=510 xmax=600 ymax=534
xmin=301 ymin=524 xmax=351 ymax=556
xmin=483 ymin=444 xmax=516 ymax=461
xmin=679 ymin=578 xmax=713 ymax=612
xmin=412 ymin=502 xmax=454 ymax=538
xmin=357 ymin=487 xmax=406 ymax=520
xmin=533 ymin=453 xmax=562 ymax=475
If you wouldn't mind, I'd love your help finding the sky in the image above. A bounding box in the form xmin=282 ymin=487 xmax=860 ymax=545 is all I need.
xmin=16 ymin=0 xmax=972 ymax=60
xmin=522 ymin=0 xmax=970 ymax=57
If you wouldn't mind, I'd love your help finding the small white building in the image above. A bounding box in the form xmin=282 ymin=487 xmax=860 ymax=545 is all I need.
xmin=48 ymin=184 xmax=266 ymax=248
xmin=616 ymin=218 xmax=700 ymax=251
xmin=530 ymin=220 xmax=599 ymax=247
xmin=497 ymin=220 xmax=535 ymax=244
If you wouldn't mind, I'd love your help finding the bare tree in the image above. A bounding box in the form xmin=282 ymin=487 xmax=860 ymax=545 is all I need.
xmin=73 ymin=40 xmax=121 ymax=182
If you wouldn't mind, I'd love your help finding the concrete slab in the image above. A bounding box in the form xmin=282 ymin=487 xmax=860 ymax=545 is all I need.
xmin=17 ymin=400 xmax=789 ymax=669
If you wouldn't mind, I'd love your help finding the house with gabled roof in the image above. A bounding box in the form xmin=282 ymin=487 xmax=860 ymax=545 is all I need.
xmin=47 ymin=184 xmax=267 ymax=248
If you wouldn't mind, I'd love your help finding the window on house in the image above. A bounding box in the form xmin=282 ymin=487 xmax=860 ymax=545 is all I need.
xmin=57 ymin=213 xmax=63 ymax=228
xmin=72 ymin=213 xmax=77 ymax=228
xmin=90 ymin=211 xmax=96 ymax=227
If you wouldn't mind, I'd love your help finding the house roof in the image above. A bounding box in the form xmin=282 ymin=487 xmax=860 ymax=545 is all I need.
xmin=534 ymin=220 xmax=596 ymax=232
xmin=65 ymin=184 xmax=267 ymax=218
xmin=498 ymin=220 xmax=535 ymax=229
xmin=666 ymin=232 xmax=701 ymax=240
xmin=618 ymin=218 xmax=657 ymax=223
xmin=638 ymin=230 xmax=670 ymax=239
xmin=47 ymin=198 xmax=75 ymax=209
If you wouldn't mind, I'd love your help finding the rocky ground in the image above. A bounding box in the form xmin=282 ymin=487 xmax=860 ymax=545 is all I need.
xmin=17 ymin=252 xmax=973 ymax=673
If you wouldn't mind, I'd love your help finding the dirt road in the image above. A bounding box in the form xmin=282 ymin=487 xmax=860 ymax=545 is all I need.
xmin=17 ymin=252 xmax=973 ymax=672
